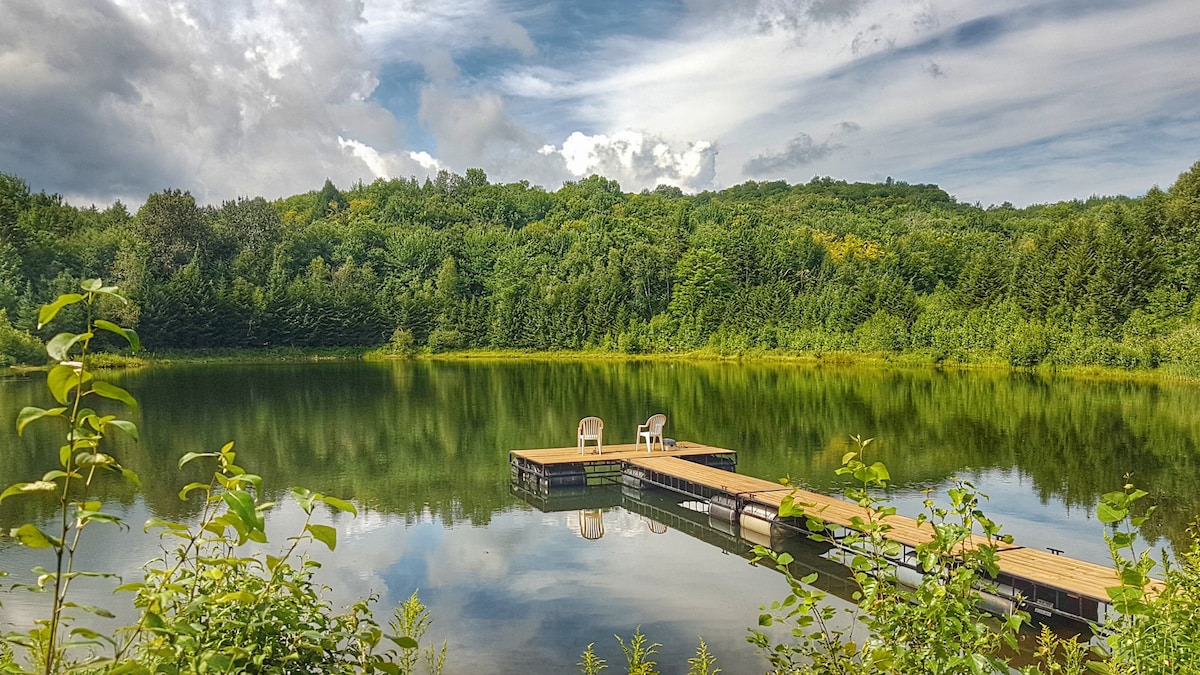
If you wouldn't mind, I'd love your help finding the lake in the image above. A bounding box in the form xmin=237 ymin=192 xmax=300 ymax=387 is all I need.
xmin=1 ymin=360 xmax=1197 ymax=674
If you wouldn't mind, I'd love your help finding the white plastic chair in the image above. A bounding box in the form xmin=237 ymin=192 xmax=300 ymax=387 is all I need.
xmin=578 ymin=416 xmax=604 ymax=455
xmin=635 ymin=413 xmax=667 ymax=452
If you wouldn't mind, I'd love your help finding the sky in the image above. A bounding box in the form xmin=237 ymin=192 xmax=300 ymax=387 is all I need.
xmin=1 ymin=0 xmax=1198 ymax=208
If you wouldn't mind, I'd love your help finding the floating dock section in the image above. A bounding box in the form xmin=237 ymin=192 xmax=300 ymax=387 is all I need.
xmin=510 ymin=441 xmax=1152 ymax=625
xmin=510 ymin=441 xmax=736 ymax=489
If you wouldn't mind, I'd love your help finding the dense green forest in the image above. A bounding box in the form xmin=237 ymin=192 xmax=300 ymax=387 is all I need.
xmin=3 ymin=161 xmax=1200 ymax=371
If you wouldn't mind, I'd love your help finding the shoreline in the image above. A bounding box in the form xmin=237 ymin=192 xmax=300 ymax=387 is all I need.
xmin=7 ymin=345 xmax=1200 ymax=386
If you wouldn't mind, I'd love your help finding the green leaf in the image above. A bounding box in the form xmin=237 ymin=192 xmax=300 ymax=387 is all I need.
xmin=81 ymin=278 xmax=103 ymax=292
xmin=108 ymin=419 xmax=139 ymax=442
xmin=218 ymin=590 xmax=255 ymax=603
xmin=46 ymin=332 xmax=92 ymax=362
xmin=0 ymin=481 xmax=57 ymax=504
xmin=178 ymin=451 xmax=219 ymax=469
xmin=16 ymin=406 xmax=67 ymax=435
xmin=76 ymin=452 xmax=115 ymax=467
xmin=869 ymin=461 xmax=891 ymax=482
xmin=76 ymin=509 xmax=127 ymax=528
xmin=47 ymin=364 xmax=92 ymax=405
xmin=321 ymin=496 xmax=358 ymax=517
xmin=1096 ymin=501 xmax=1126 ymax=524
xmin=124 ymin=328 xmax=141 ymax=352
xmin=292 ymin=488 xmax=316 ymax=514
xmin=91 ymin=380 xmax=138 ymax=411
xmin=37 ymin=293 xmax=84 ymax=329
xmin=223 ymin=490 xmax=263 ymax=533
xmin=307 ymin=523 xmax=337 ymax=551
xmin=120 ymin=466 xmax=142 ymax=488
xmin=64 ymin=602 xmax=116 ymax=619
xmin=394 ymin=635 xmax=419 ymax=650
xmin=92 ymin=286 xmax=128 ymax=304
xmin=178 ymin=482 xmax=210 ymax=500
xmin=93 ymin=320 xmax=138 ymax=349
xmin=1109 ymin=531 xmax=1135 ymax=548
xmin=144 ymin=517 xmax=189 ymax=533
xmin=10 ymin=523 xmax=56 ymax=548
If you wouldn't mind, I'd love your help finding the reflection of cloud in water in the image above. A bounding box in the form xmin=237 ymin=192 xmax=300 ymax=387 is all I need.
xmin=0 ymin=494 xmax=830 ymax=673
xmin=371 ymin=506 xmax=787 ymax=674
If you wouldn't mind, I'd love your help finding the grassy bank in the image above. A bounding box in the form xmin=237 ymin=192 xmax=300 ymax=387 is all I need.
xmin=393 ymin=346 xmax=1200 ymax=385
xmin=10 ymin=344 xmax=1200 ymax=387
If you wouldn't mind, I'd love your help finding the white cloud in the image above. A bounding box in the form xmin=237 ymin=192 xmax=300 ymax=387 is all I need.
xmin=3 ymin=0 xmax=1199 ymax=206
xmin=545 ymin=130 xmax=717 ymax=191
xmin=0 ymin=0 xmax=418 ymax=204
xmin=338 ymin=136 xmax=443 ymax=179
xmin=359 ymin=0 xmax=536 ymax=58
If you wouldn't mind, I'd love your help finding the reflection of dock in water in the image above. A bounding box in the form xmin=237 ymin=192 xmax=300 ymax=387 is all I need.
xmin=507 ymin=479 xmax=861 ymax=606
xmin=511 ymin=442 xmax=1149 ymax=625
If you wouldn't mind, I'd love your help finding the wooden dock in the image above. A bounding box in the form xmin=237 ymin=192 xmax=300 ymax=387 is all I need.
xmin=510 ymin=441 xmax=1152 ymax=624
xmin=509 ymin=441 xmax=736 ymax=488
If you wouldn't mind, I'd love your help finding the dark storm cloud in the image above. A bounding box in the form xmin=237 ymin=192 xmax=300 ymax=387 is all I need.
xmin=0 ymin=1 xmax=183 ymax=198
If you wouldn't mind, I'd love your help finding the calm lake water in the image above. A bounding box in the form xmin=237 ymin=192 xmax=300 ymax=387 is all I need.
xmin=1 ymin=360 xmax=1197 ymax=673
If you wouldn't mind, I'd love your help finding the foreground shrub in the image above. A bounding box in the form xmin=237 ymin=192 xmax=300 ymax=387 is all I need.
xmin=1 ymin=281 xmax=441 ymax=674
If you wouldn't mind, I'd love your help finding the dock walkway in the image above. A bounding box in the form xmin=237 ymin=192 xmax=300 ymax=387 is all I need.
xmin=510 ymin=441 xmax=1143 ymax=623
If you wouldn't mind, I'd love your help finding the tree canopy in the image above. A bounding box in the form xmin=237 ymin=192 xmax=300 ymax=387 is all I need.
xmin=4 ymin=161 xmax=1200 ymax=373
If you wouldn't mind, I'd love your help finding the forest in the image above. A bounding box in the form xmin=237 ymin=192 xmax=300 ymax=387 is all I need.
xmin=3 ymin=160 xmax=1200 ymax=372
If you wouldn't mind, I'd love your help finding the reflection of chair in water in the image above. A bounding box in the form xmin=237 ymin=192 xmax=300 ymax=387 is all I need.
xmin=635 ymin=414 xmax=667 ymax=452
xmin=578 ymin=416 xmax=604 ymax=455
xmin=643 ymin=518 xmax=668 ymax=534
xmin=580 ymin=509 xmax=604 ymax=540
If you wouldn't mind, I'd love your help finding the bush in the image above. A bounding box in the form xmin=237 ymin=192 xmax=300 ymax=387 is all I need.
xmin=854 ymin=310 xmax=909 ymax=352
xmin=0 ymin=308 xmax=43 ymax=366
xmin=426 ymin=327 xmax=463 ymax=353
xmin=388 ymin=327 xmax=417 ymax=356
xmin=1004 ymin=319 xmax=1050 ymax=367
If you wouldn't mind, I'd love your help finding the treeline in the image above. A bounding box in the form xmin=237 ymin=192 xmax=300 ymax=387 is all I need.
xmin=3 ymin=162 xmax=1200 ymax=371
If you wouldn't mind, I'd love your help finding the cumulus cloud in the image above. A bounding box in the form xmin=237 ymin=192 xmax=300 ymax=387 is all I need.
xmin=0 ymin=0 xmax=410 ymax=204
xmin=542 ymin=130 xmax=717 ymax=192
xmin=337 ymin=137 xmax=443 ymax=178
xmin=3 ymin=0 xmax=1200 ymax=207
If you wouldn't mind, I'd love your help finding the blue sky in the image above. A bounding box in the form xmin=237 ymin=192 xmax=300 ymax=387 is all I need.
xmin=1 ymin=0 xmax=1197 ymax=206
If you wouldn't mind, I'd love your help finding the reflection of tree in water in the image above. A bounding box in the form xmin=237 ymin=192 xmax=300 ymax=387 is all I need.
xmin=2 ymin=360 xmax=1197 ymax=549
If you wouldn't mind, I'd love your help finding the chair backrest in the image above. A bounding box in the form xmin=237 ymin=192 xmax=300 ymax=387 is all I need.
xmin=646 ymin=414 xmax=666 ymax=435
xmin=579 ymin=416 xmax=604 ymax=436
